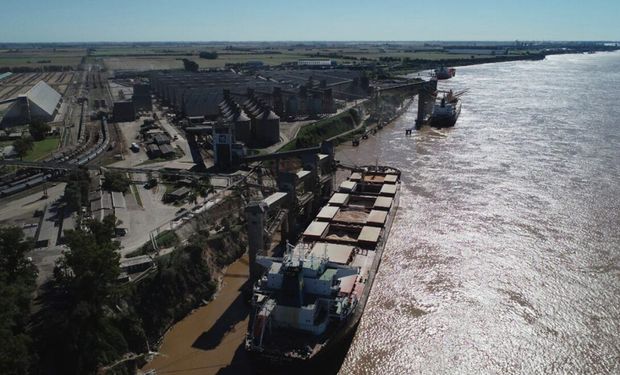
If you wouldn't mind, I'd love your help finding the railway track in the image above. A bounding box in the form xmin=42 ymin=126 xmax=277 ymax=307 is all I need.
xmin=0 ymin=116 xmax=111 ymax=198
xmin=0 ymin=66 xmax=116 ymax=198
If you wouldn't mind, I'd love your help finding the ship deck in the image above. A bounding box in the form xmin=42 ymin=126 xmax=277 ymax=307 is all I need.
xmin=248 ymin=167 xmax=401 ymax=362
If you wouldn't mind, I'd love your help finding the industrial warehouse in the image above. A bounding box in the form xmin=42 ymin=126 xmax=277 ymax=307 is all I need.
xmin=0 ymin=80 xmax=62 ymax=127
xmin=105 ymin=67 xmax=373 ymax=170
xmin=147 ymin=68 xmax=368 ymax=122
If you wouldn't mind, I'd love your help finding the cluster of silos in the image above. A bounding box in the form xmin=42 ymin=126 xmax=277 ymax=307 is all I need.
xmin=149 ymin=71 xmax=282 ymax=120
xmin=270 ymin=85 xmax=334 ymax=119
xmin=148 ymin=71 xmax=341 ymax=123
xmin=219 ymin=90 xmax=252 ymax=144
xmin=243 ymin=89 xmax=280 ymax=146
xmin=289 ymin=81 xmax=335 ymax=119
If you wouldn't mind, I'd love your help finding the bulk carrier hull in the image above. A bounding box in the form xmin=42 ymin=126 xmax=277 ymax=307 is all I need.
xmin=430 ymin=101 xmax=461 ymax=128
xmin=246 ymin=166 xmax=401 ymax=372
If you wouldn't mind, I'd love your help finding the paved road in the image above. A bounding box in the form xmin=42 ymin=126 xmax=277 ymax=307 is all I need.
xmin=0 ymin=183 xmax=66 ymax=222
xmin=117 ymin=181 xmax=188 ymax=257
xmin=156 ymin=114 xmax=193 ymax=163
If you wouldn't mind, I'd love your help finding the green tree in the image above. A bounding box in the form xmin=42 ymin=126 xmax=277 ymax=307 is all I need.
xmin=55 ymin=215 xmax=120 ymax=303
xmin=36 ymin=215 xmax=125 ymax=374
xmin=63 ymin=183 xmax=81 ymax=211
xmin=12 ymin=137 xmax=34 ymax=159
xmin=102 ymin=171 xmax=130 ymax=193
xmin=187 ymin=191 xmax=197 ymax=205
xmin=198 ymin=51 xmax=218 ymax=59
xmin=64 ymin=170 xmax=90 ymax=211
xmin=135 ymin=243 xmax=215 ymax=342
xmin=190 ymin=177 xmax=214 ymax=201
xmin=182 ymin=58 xmax=199 ymax=72
xmin=28 ymin=120 xmax=51 ymax=141
xmin=0 ymin=226 xmax=38 ymax=374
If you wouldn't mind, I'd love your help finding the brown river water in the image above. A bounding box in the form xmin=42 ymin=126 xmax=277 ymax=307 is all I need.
xmin=143 ymin=51 xmax=620 ymax=374
xmin=338 ymin=51 xmax=620 ymax=374
xmin=141 ymin=257 xmax=253 ymax=374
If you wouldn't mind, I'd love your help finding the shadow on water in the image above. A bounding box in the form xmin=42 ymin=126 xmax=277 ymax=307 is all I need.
xmin=219 ymin=327 xmax=353 ymax=375
xmin=215 ymin=339 xmax=350 ymax=375
xmin=192 ymin=280 xmax=251 ymax=351
xmin=187 ymin=255 xmax=353 ymax=374
xmin=216 ymin=344 xmax=255 ymax=375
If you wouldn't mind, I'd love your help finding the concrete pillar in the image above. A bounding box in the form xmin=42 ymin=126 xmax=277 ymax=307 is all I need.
xmin=272 ymin=87 xmax=284 ymax=117
xmin=245 ymin=202 xmax=268 ymax=283
xmin=416 ymin=80 xmax=438 ymax=129
xmin=277 ymin=173 xmax=298 ymax=243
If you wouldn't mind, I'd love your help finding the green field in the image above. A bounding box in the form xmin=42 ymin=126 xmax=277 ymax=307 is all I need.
xmin=0 ymin=43 xmax=554 ymax=72
xmin=100 ymin=47 xmax=511 ymax=71
xmin=102 ymin=52 xmax=316 ymax=70
xmin=0 ymin=48 xmax=85 ymax=68
xmin=24 ymin=137 xmax=60 ymax=161
xmin=90 ymin=45 xmax=204 ymax=56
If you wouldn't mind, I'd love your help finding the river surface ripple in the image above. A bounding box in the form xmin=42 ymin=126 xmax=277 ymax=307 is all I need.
xmin=338 ymin=51 xmax=620 ymax=374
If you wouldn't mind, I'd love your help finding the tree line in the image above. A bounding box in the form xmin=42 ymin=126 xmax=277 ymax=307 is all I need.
xmin=0 ymin=210 xmax=224 ymax=374
xmin=0 ymin=66 xmax=75 ymax=73
xmin=198 ymin=51 xmax=218 ymax=59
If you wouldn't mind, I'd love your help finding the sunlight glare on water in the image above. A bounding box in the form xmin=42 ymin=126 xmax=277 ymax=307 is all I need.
xmin=338 ymin=51 xmax=620 ymax=374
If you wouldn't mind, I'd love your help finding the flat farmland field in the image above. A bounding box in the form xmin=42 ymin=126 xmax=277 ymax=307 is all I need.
xmin=0 ymin=48 xmax=85 ymax=68
xmin=90 ymin=45 xmax=203 ymax=56
xmin=103 ymin=52 xmax=313 ymax=71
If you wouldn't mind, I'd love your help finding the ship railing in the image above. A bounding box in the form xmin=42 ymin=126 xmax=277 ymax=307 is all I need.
xmin=254 ymin=276 xmax=274 ymax=292
xmin=328 ymin=299 xmax=349 ymax=320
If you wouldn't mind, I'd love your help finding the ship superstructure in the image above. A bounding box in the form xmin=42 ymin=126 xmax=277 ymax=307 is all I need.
xmin=246 ymin=166 xmax=401 ymax=365
xmin=429 ymin=89 xmax=465 ymax=128
xmin=434 ymin=66 xmax=456 ymax=80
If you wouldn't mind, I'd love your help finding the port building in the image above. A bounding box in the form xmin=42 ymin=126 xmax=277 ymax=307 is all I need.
xmin=112 ymin=100 xmax=136 ymax=122
xmin=132 ymin=83 xmax=152 ymax=112
xmin=148 ymin=69 xmax=367 ymax=122
xmin=297 ymin=59 xmax=335 ymax=67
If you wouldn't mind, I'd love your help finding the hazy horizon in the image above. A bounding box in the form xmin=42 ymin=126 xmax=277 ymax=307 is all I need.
xmin=1 ymin=0 xmax=618 ymax=43
xmin=1 ymin=40 xmax=619 ymax=45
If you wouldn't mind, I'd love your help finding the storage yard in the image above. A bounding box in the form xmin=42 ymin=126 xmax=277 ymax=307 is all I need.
xmin=0 ymin=71 xmax=74 ymax=100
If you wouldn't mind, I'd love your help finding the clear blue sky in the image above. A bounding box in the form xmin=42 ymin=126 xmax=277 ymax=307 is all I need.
xmin=1 ymin=0 xmax=618 ymax=42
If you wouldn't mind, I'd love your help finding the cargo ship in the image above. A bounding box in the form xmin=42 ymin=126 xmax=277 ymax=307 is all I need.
xmin=434 ymin=66 xmax=456 ymax=80
xmin=245 ymin=166 xmax=401 ymax=369
xmin=429 ymin=90 xmax=462 ymax=128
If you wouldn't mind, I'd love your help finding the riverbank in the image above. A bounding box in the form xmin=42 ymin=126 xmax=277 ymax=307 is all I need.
xmin=390 ymin=46 xmax=620 ymax=76
xmin=333 ymin=97 xmax=415 ymax=147
xmin=140 ymin=256 xmax=252 ymax=375
xmin=137 ymin=104 xmax=415 ymax=374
